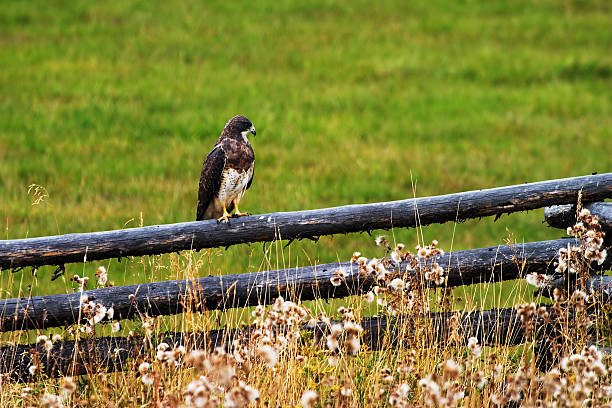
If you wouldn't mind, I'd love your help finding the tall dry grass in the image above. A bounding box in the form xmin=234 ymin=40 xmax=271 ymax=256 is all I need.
xmin=0 ymin=206 xmax=610 ymax=407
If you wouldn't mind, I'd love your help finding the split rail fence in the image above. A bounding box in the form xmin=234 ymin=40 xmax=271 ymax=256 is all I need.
xmin=1 ymin=173 xmax=611 ymax=381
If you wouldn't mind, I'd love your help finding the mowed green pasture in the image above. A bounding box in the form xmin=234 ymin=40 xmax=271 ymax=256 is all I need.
xmin=0 ymin=0 xmax=611 ymax=299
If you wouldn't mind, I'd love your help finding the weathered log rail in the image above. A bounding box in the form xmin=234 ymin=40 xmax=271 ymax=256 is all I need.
xmin=545 ymin=202 xmax=612 ymax=231
xmin=537 ymin=202 xmax=612 ymax=298
xmin=1 ymin=307 xmax=531 ymax=382
xmin=1 ymin=173 xmax=611 ymax=270
xmin=3 ymin=238 xmax=610 ymax=332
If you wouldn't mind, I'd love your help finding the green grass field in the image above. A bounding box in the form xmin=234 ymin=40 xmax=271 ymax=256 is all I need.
xmin=1 ymin=3 xmax=612 ymax=406
xmin=1 ymin=0 xmax=611 ymax=297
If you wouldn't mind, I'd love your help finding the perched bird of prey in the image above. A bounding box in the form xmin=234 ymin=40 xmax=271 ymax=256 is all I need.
xmin=196 ymin=115 xmax=256 ymax=223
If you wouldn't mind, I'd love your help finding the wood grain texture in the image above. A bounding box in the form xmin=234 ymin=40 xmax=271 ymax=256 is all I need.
xmin=1 ymin=173 xmax=611 ymax=270
xmin=538 ymin=275 xmax=612 ymax=301
xmin=3 ymin=238 xmax=609 ymax=332
xmin=0 ymin=307 xmax=531 ymax=382
xmin=545 ymin=202 xmax=612 ymax=231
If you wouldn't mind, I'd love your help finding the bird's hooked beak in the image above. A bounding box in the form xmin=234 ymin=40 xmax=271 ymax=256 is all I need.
xmin=250 ymin=125 xmax=256 ymax=136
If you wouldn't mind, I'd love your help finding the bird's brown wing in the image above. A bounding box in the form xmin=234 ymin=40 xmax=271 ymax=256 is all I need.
xmin=196 ymin=146 xmax=226 ymax=221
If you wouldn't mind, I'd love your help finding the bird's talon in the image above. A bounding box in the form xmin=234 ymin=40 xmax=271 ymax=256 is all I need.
xmin=217 ymin=214 xmax=231 ymax=223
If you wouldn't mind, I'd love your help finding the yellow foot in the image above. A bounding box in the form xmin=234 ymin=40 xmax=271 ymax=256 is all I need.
xmin=217 ymin=207 xmax=231 ymax=223
xmin=232 ymin=200 xmax=250 ymax=217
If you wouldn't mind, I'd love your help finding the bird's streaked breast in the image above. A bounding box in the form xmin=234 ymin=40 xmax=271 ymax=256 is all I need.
xmin=218 ymin=168 xmax=251 ymax=205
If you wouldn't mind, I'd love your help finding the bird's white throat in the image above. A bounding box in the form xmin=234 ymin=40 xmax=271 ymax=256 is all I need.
xmin=241 ymin=130 xmax=251 ymax=143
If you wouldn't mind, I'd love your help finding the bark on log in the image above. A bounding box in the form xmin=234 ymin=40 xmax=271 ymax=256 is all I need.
xmin=0 ymin=307 xmax=530 ymax=382
xmin=544 ymin=202 xmax=612 ymax=231
xmin=538 ymin=275 xmax=612 ymax=301
xmin=2 ymin=173 xmax=611 ymax=270
xmin=3 ymin=238 xmax=610 ymax=332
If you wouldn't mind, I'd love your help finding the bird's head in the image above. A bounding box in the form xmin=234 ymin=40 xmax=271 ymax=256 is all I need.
xmin=223 ymin=115 xmax=256 ymax=141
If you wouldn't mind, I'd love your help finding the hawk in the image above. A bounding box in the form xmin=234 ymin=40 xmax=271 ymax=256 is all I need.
xmin=196 ymin=115 xmax=256 ymax=223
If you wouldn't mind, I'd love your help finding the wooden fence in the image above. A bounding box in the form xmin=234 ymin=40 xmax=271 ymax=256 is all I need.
xmin=1 ymin=173 xmax=611 ymax=381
